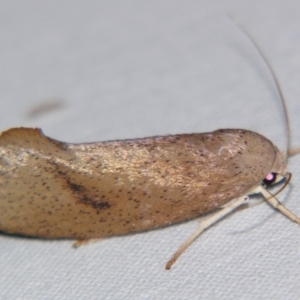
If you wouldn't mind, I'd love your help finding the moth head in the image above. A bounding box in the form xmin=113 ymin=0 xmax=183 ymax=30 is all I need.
xmin=262 ymin=147 xmax=288 ymax=187
xmin=263 ymin=172 xmax=284 ymax=186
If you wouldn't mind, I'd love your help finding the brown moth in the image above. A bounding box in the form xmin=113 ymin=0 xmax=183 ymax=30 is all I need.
xmin=0 ymin=25 xmax=300 ymax=269
xmin=0 ymin=127 xmax=286 ymax=239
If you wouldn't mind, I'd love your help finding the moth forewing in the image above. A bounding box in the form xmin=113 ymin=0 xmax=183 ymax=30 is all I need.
xmin=0 ymin=128 xmax=279 ymax=239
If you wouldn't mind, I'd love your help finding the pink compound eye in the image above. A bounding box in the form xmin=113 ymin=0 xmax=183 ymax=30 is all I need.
xmin=263 ymin=172 xmax=277 ymax=185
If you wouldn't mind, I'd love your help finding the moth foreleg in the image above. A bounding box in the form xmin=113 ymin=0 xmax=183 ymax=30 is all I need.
xmin=255 ymin=186 xmax=300 ymax=225
xmin=165 ymin=195 xmax=250 ymax=270
xmin=288 ymin=148 xmax=300 ymax=157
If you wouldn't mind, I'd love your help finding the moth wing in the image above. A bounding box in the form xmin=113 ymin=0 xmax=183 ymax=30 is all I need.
xmin=0 ymin=128 xmax=272 ymax=239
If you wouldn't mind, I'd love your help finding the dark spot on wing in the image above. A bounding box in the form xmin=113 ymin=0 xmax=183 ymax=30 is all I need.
xmin=63 ymin=177 xmax=112 ymax=211
xmin=67 ymin=180 xmax=86 ymax=193
xmin=80 ymin=195 xmax=111 ymax=210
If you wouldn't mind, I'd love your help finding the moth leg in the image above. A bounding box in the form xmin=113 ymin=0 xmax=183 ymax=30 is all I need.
xmin=220 ymin=197 xmax=265 ymax=209
xmin=288 ymin=147 xmax=300 ymax=157
xmin=237 ymin=199 xmax=266 ymax=210
xmin=254 ymin=186 xmax=300 ymax=224
xmin=72 ymin=238 xmax=102 ymax=248
xmin=220 ymin=197 xmax=244 ymax=208
xmin=166 ymin=195 xmax=249 ymax=270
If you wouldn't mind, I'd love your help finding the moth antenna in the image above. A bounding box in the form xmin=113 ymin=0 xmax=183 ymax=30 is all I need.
xmin=230 ymin=16 xmax=291 ymax=160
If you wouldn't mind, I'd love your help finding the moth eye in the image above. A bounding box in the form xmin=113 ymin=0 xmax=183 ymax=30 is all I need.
xmin=263 ymin=172 xmax=277 ymax=185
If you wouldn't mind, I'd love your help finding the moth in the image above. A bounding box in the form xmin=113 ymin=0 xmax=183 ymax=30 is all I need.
xmin=0 ymin=25 xmax=299 ymax=269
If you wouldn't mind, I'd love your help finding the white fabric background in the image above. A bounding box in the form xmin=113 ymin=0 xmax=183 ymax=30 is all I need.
xmin=1 ymin=1 xmax=300 ymax=299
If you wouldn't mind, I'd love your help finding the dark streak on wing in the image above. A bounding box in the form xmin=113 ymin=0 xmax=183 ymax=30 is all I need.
xmin=66 ymin=178 xmax=112 ymax=211
xmin=80 ymin=195 xmax=111 ymax=210
xmin=66 ymin=180 xmax=86 ymax=193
